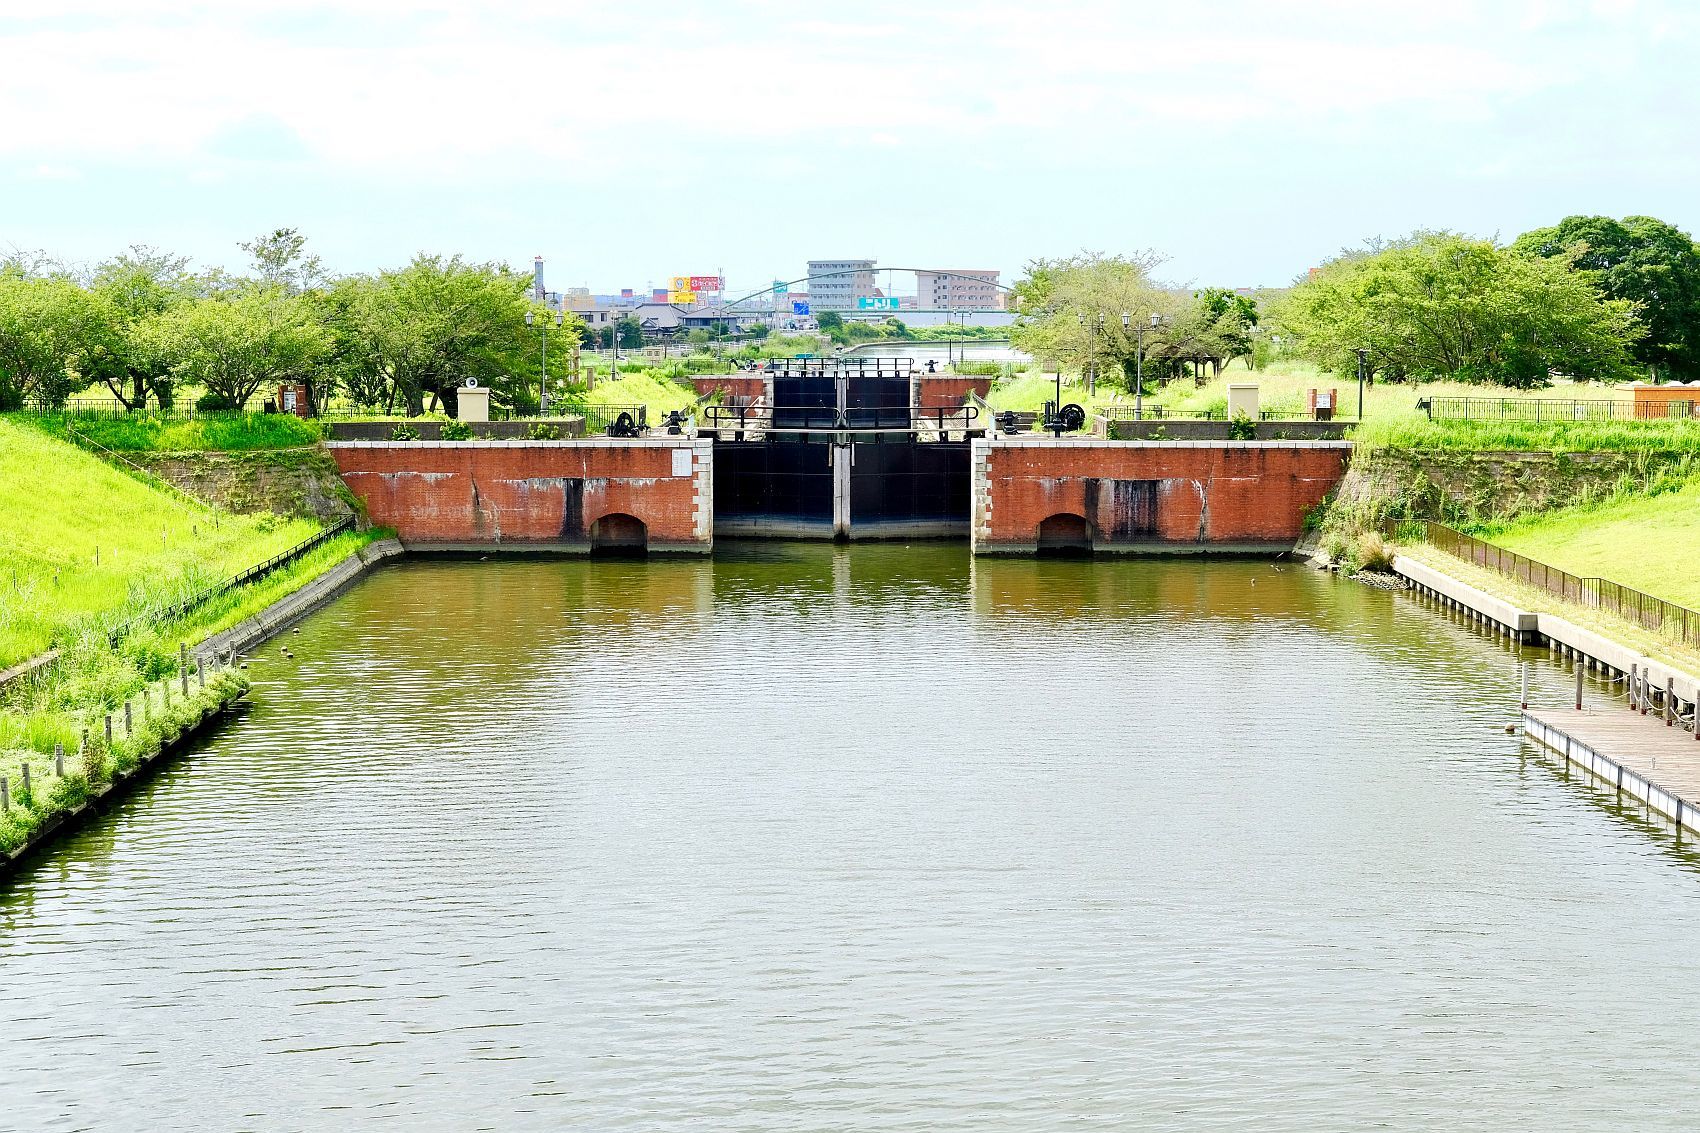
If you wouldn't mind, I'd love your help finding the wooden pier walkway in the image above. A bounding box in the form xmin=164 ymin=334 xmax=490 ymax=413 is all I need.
xmin=1524 ymin=706 xmax=1700 ymax=831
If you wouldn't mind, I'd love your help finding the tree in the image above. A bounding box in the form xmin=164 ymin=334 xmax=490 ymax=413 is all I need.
xmin=0 ymin=276 xmax=109 ymax=409
xmin=815 ymin=311 xmax=844 ymax=332
xmin=240 ymin=227 xmax=325 ymax=294
xmin=141 ymin=286 xmax=328 ymax=409
xmin=1275 ymin=233 xmax=1643 ymax=388
xmin=748 ymin=322 xmax=771 ymax=340
xmin=616 ymin=316 xmax=643 ymax=349
xmin=1512 ymin=215 xmax=1700 ymax=379
xmin=329 ymin=256 xmax=576 ymax=416
xmin=87 ymin=245 xmax=196 ymax=409
xmin=1009 ymin=251 xmax=1175 ymax=393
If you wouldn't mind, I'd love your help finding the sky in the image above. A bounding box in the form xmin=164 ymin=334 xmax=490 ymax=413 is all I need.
xmin=2 ymin=0 xmax=1697 ymax=294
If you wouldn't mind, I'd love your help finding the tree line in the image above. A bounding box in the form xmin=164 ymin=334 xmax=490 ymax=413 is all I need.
xmin=0 ymin=229 xmax=585 ymax=415
xmin=1011 ymin=215 xmax=1700 ymax=391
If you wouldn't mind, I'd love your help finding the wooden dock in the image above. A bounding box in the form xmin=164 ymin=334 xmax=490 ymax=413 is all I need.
xmin=1524 ymin=706 xmax=1700 ymax=831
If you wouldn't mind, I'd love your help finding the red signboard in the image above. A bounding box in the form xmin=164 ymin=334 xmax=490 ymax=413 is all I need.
xmin=689 ymin=275 xmax=723 ymax=292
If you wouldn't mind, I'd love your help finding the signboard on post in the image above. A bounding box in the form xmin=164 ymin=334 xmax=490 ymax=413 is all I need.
xmin=669 ymin=290 xmax=697 ymax=305
xmin=689 ymin=275 xmax=723 ymax=293
xmin=857 ymin=296 xmax=900 ymax=311
xmin=772 ymin=280 xmax=789 ymax=296
xmin=791 ymin=300 xmax=810 ymax=315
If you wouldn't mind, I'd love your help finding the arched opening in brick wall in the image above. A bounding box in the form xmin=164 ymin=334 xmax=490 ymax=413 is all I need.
xmin=1035 ymin=512 xmax=1092 ymax=557
xmin=590 ymin=513 xmax=648 ymax=556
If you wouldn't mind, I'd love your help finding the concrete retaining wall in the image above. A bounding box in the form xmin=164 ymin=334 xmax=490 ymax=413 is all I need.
xmin=1098 ymin=418 xmax=1350 ymax=442
xmin=327 ymin=438 xmax=714 ymax=552
xmin=325 ymin=419 xmax=587 ymax=442
xmin=1393 ymin=553 xmax=1700 ymax=711
xmin=193 ymin=539 xmax=405 ymax=664
xmin=972 ymin=438 xmax=1351 ymax=555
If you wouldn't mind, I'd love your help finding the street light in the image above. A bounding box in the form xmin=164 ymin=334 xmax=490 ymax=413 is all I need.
xmin=525 ymin=309 xmax=565 ymax=415
xmin=1131 ymin=311 xmax=1162 ymax=421
xmin=1355 ymin=347 xmax=1369 ymax=420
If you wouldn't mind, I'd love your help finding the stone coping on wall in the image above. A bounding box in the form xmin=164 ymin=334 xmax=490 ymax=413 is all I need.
xmin=979 ymin=437 xmax=1354 ymax=450
xmin=325 ymin=437 xmax=706 ymax=449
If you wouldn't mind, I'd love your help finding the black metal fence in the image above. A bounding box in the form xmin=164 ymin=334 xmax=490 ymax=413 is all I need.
xmin=1421 ymin=396 xmax=1696 ymax=422
xmin=107 ymin=515 xmax=357 ymax=647
xmin=582 ymin=404 xmax=649 ymax=434
xmin=1424 ymin=521 xmax=1697 ymax=646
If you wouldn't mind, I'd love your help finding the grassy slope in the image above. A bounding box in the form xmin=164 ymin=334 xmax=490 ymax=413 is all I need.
xmin=21 ymin=411 xmax=325 ymax=451
xmin=1475 ymin=479 xmax=1700 ymax=607
xmin=0 ymin=418 xmax=319 ymax=667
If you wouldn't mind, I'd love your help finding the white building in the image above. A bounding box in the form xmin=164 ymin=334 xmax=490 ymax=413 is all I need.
xmin=915 ymin=269 xmax=1003 ymax=310
xmin=807 ymin=259 xmax=876 ymax=312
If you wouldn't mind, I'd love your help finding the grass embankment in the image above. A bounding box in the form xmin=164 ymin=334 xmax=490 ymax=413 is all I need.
xmin=0 ymin=420 xmax=383 ymax=852
xmin=0 ymin=418 xmax=324 ymax=666
xmin=1470 ymin=478 xmax=1700 ymax=608
xmin=21 ymin=411 xmax=324 ymax=452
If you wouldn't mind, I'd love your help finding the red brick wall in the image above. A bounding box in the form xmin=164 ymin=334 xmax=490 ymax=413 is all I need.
xmin=915 ymin=375 xmax=991 ymax=410
xmin=328 ymin=440 xmax=712 ymax=550
xmin=974 ymin=439 xmax=1349 ymax=552
xmin=692 ymin=375 xmax=766 ymax=401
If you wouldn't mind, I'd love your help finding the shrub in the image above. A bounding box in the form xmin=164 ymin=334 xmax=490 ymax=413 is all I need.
xmin=195 ymin=393 xmax=239 ymax=413
xmin=526 ymin=422 xmax=561 ymax=441
xmin=1227 ymin=411 xmax=1256 ymax=440
xmin=389 ymin=423 xmax=421 ymax=441
xmin=440 ymin=419 xmax=474 ymax=441
xmin=1355 ymin=532 xmax=1396 ymax=572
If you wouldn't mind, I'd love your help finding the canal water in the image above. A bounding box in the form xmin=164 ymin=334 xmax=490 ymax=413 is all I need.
xmin=5 ymin=546 xmax=1700 ymax=1130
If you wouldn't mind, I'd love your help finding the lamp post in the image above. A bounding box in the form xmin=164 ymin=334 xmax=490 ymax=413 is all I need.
xmin=1129 ymin=311 xmax=1162 ymax=421
xmin=525 ymin=309 xmax=565 ymax=415
xmin=1355 ymin=347 xmax=1369 ymax=420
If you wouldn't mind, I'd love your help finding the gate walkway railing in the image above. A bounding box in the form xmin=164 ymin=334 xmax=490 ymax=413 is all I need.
xmin=1418 ymin=521 xmax=1698 ymax=647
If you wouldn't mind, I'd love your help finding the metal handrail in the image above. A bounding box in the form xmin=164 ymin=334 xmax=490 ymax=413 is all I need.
xmin=106 ymin=515 xmax=357 ymax=647
xmin=1421 ymin=396 xmax=1696 ymax=422
xmin=702 ymin=403 xmax=979 ymax=430
xmin=1422 ymin=521 xmax=1698 ymax=646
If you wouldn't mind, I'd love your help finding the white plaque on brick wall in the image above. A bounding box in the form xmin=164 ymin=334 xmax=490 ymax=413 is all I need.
xmin=671 ymin=448 xmax=692 ymax=477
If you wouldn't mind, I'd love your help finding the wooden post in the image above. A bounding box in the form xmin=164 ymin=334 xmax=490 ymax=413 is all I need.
xmin=1 ymin=776 xmax=7 ymax=814
xmin=1521 ymin=663 xmax=1530 ymax=710
xmin=141 ymin=687 xmax=150 ymax=717
xmin=1629 ymin=665 xmax=1639 ymax=711
xmin=1575 ymin=664 xmax=1584 ymax=711
xmin=105 ymin=714 xmax=113 ymax=745
xmin=1668 ymin=678 xmax=1676 ymax=726
xmin=54 ymin=743 xmax=63 ymax=777
xmin=198 ymin=664 xmax=205 ymax=691
xmin=180 ymin=642 xmax=189 ymax=696
xmin=124 ymin=701 xmax=133 ymax=735
xmin=21 ymin=761 xmax=30 ymax=798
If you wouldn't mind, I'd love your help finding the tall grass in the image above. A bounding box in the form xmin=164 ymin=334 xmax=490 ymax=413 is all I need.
xmin=20 ymin=411 xmax=325 ymax=452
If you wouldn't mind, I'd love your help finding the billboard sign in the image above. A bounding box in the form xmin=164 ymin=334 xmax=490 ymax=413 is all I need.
xmin=772 ymin=280 xmax=789 ymax=296
xmin=857 ymin=296 xmax=900 ymax=311
xmin=689 ymin=275 xmax=723 ymax=292
xmin=669 ymin=290 xmax=697 ymax=304
xmin=791 ymin=300 xmax=810 ymax=315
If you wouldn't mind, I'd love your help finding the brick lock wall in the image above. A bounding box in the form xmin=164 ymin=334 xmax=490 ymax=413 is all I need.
xmin=973 ymin=439 xmax=1350 ymax=553
xmin=692 ymin=375 xmax=767 ymax=402
xmin=328 ymin=439 xmax=713 ymax=550
xmin=914 ymin=376 xmax=992 ymax=410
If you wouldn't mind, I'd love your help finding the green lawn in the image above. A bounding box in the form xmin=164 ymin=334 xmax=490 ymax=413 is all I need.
xmin=0 ymin=418 xmax=320 ymax=667
xmin=1476 ymin=478 xmax=1700 ymax=607
xmin=19 ymin=411 xmax=325 ymax=451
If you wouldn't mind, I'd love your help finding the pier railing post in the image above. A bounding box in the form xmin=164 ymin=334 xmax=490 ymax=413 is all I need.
xmin=1629 ymin=665 xmax=1639 ymax=711
xmin=1521 ymin=663 xmax=1530 ymax=710
xmin=1668 ymin=678 xmax=1676 ymax=727
xmin=1575 ymin=664 xmax=1584 ymax=711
